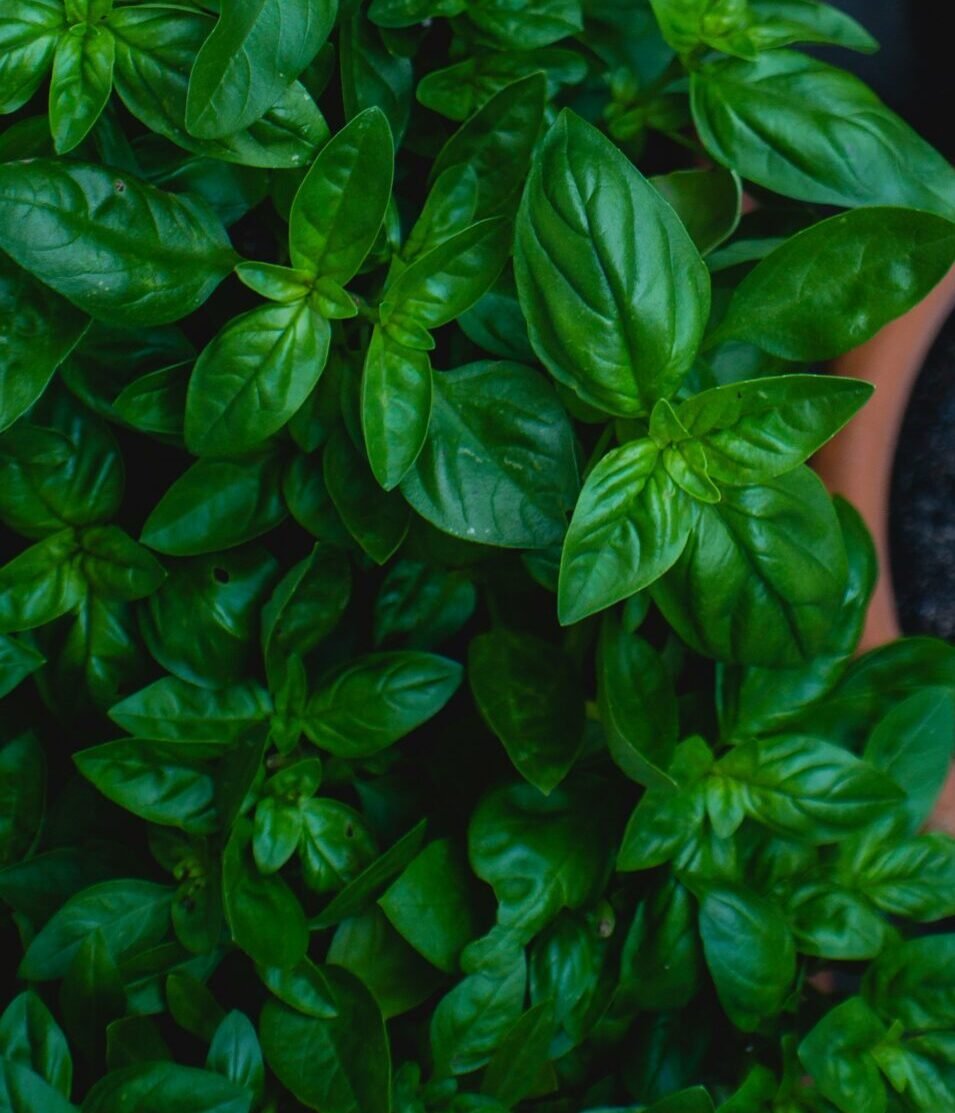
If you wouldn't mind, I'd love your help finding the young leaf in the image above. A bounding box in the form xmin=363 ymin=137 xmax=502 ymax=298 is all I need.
xmin=515 ymin=110 xmax=710 ymax=417
xmin=558 ymin=438 xmax=695 ymax=625
xmin=186 ymin=0 xmax=336 ymax=139
xmin=185 ymin=302 xmax=332 ymax=458
xmin=289 ymin=107 xmax=395 ymax=282
xmin=48 ymin=20 xmax=115 ymax=154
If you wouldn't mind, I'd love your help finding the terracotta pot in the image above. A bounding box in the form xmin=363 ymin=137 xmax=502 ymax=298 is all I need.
xmin=815 ymin=265 xmax=955 ymax=832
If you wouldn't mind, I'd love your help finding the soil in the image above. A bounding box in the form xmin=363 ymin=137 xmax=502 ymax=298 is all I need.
xmin=891 ymin=308 xmax=955 ymax=639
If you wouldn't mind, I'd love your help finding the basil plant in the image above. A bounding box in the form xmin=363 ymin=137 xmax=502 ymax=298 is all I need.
xmin=2 ymin=0 xmax=955 ymax=1110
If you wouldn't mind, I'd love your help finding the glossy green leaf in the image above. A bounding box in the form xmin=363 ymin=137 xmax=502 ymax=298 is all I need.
xmin=186 ymin=302 xmax=331 ymax=457
xmin=677 ymin=374 xmax=873 ymax=485
xmin=305 ymin=651 xmax=462 ymax=757
xmin=109 ymin=5 xmax=329 ymax=169
xmin=109 ymin=677 xmax=270 ymax=747
xmin=597 ymin=614 xmax=678 ymax=787
xmin=0 ymin=254 xmax=89 ymax=432
xmin=559 ymin=439 xmax=694 ymax=625
xmin=289 ymin=107 xmax=394 ymax=281
xmin=19 ymin=879 xmax=172 ymax=981
xmin=83 ymin=1062 xmax=252 ymax=1113
xmin=379 ymin=838 xmax=480 ymax=972
xmin=402 ymin=361 xmax=578 ymax=548
xmin=141 ymin=451 xmax=287 ymax=556
xmin=0 ymin=160 xmax=236 ymax=326
xmin=515 ymin=110 xmax=710 ymax=417
xmin=0 ymin=530 xmax=85 ymax=635
xmin=0 ymin=0 xmax=64 ymax=115
xmin=259 ymin=966 xmax=390 ymax=1113
xmin=714 ymin=735 xmax=903 ymax=842
xmin=0 ymin=991 xmax=72 ymax=1096
xmin=469 ymin=628 xmax=585 ymax=793
xmin=222 ymin=820 xmax=307 ymax=969
xmin=49 ymin=20 xmax=115 ymax=154
xmin=361 ymin=327 xmax=432 ymax=491
xmin=698 ymin=884 xmax=795 ymax=1032
xmin=469 ymin=780 xmax=615 ymax=943
xmin=691 ymin=51 xmax=955 ymax=215
xmin=652 ymin=467 xmax=847 ymax=666
xmin=714 ymin=209 xmax=955 ymax=360
xmin=75 ymin=738 xmax=219 ymax=834
xmin=206 ymin=1011 xmax=264 ymax=1101
xmin=186 ymin=0 xmax=336 ymax=139
xmin=650 ymin=168 xmax=741 ymax=256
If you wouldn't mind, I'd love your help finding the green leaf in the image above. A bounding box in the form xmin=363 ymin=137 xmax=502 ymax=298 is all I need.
xmin=620 ymin=879 xmax=702 ymax=1013
xmin=112 ymin=362 xmax=189 ymax=439
xmin=361 ymin=328 xmax=432 ymax=491
xmin=83 ymin=1062 xmax=252 ymax=1113
xmin=652 ymin=467 xmax=848 ymax=666
xmin=597 ymin=613 xmax=678 ymax=787
xmin=430 ymin=936 xmax=526 ymax=1077
xmin=0 ymin=254 xmax=89 ymax=433
xmin=724 ymin=0 xmax=878 ymax=55
xmin=470 ymin=0 xmax=583 ymax=48
xmin=0 ymin=530 xmax=85 ymax=635
xmin=75 ymin=738 xmax=219 ymax=834
xmin=339 ymin=9 xmax=413 ymax=143
xmin=381 ymin=218 xmax=511 ymax=347
xmin=0 ymin=1058 xmax=76 ymax=1113
xmin=515 ymin=110 xmax=710 ymax=417
xmin=141 ymin=545 xmax=278 ymax=690
xmin=379 ymin=838 xmax=481 ymax=972
xmin=481 ymin=1002 xmax=556 ymax=1105
xmin=468 ymin=628 xmax=585 ymax=794
xmin=185 ymin=301 xmax=331 ymax=457
xmin=60 ymin=928 xmax=125 ymax=1066
xmin=849 ymin=834 xmax=955 ymax=921
xmin=714 ymin=735 xmax=903 ymax=842
xmin=206 ymin=1011 xmax=264 ymax=1102
xmin=310 ymin=818 xmax=428 ymax=930
xmin=373 ymin=561 xmax=476 ymax=650
xmin=141 ymin=451 xmax=287 ymax=556
xmin=863 ymin=689 xmax=955 ymax=833
xmin=289 ymin=107 xmax=394 ymax=281
xmin=326 ymin=906 xmax=443 ymax=1020
xmin=186 ymin=0 xmax=336 ymax=139
xmin=299 ymin=798 xmax=378 ymax=894
xmin=559 ymin=438 xmax=695 ymax=625
xmin=79 ymin=525 xmax=166 ymax=602
xmin=0 ymin=0 xmax=64 ymax=115
xmin=0 ymin=731 xmax=43 ymax=867
xmin=698 ymin=884 xmax=795 ymax=1031
xmin=678 ymin=375 xmax=873 ymax=485
xmin=0 ymin=160 xmax=236 ymax=326
xmin=402 ymin=361 xmax=578 ymax=548
xmin=787 ymin=884 xmax=886 ymax=960
xmin=109 ymin=5 xmax=329 ymax=169
xmin=304 ymin=651 xmax=462 ymax=758
xmin=691 ymin=51 xmax=955 ymax=215
xmin=260 ymin=545 xmax=351 ymax=675
xmin=19 ymin=879 xmax=172 ymax=981
xmin=0 ymin=991 xmax=72 ymax=1096
xmin=714 ymin=209 xmax=955 ymax=360
xmin=864 ymin=935 xmax=955 ymax=1031
xmin=49 ymin=21 xmax=115 ymax=154
xmin=259 ymin=966 xmax=391 ymax=1113
xmin=798 ymin=997 xmax=887 ymax=1113
xmin=222 ymin=819 xmax=307 ymax=969
xmin=323 ymin=427 xmax=410 ymax=563
xmin=650 ymin=168 xmax=741 ymax=256
xmin=469 ymin=780 xmax=615 ymax=943
xmin=109 ymin=677 xmax=271 ymax=742
xmin=430 ymin=72 xmax=546 ymax=219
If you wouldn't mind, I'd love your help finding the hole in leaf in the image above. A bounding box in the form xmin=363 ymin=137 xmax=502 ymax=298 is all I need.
xmin=212 ymin=567 xmax=230 ymax=584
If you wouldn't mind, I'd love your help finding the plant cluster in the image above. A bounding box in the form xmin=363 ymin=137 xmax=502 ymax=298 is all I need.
xmin=2 ymin=0 xmax=955 ymax=1110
